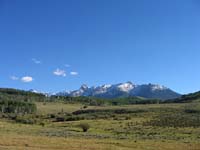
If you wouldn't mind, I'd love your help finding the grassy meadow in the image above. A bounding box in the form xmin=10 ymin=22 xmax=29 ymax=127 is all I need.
xmin=0 ymin=101 xmax=200 ymax=150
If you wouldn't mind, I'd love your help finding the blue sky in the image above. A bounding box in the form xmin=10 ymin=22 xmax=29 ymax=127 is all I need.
xmin=0 ymin=0 xmax=200 ymax=94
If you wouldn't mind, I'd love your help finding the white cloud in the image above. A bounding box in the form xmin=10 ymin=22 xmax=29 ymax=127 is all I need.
xmin=10 ymin=76 xmax=19 ymax=80
xmin=21 ymin=76 xmax=33 ymax=82
xmin=53 ymin=68 xmax=66 ymax=77
xmin=32 ymin=58 xmax=41 ymax=64
xmin=70 ymin=71 xmax=78 ymax=75
xmin=64 ymin=64 xmax=70 ymax=67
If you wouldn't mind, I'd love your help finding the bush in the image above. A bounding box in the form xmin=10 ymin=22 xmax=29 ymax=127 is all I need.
xmin=125 ymin=116 xmax=131 ymax=120
xmin=83 ymin=105 xmax=88 ymax=109
xmin=79 ymin=123 xmax=90 ymax=132
xmin=39 ymin=122 xmax=45 ymax=127
xmin=50 ymin=114 xmax=56 ymax=118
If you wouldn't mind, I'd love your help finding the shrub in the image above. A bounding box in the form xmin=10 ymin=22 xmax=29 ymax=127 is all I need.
xmin=83 ymin=105 xmax=88 ymax=109
xmin=125 ymin=116 xmax=131 ymax=120
xmin=79 ymin=123 xmax=90 ymax=132
xmin=39 ymin=122 xmax=45 ymax=127
xmin=50 ymin=114 xmax=56 ymax=118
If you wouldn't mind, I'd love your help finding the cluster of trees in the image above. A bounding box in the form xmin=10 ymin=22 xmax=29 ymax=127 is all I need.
xmin=109 ymin=97 xmax=161 ymax=105
xmin=0 ymin=100 xmax=36 ymax=114
xmin=51 ymin=95 xmax=162 ymax=106
xmin=0 ymin=88 xmax=38 ymax=114
xmin=0 ymin=88 xmax=46 ymax=102
xmin=50 ymin=96 xmax=106 ymax=106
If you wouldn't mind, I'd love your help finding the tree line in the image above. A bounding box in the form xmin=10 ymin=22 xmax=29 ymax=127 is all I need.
xmin=0 ymin=100 xmax=36 ymax=114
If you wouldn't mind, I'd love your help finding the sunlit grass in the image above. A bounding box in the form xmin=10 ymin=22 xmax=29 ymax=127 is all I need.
xmin=0 ymin=102 xmax=200 ymax=149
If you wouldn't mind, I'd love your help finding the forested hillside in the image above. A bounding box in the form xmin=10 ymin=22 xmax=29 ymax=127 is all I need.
xmin=0 ymin=88 xmax=45 ymax=102
xmin=165 ymin=91 xmax=200 ymax=103
xmin=0 ymin=88 xmax=39 ymax=114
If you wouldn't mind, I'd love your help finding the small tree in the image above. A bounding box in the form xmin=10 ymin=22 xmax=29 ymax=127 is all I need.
xmin=79 ymin=123 xmax=90 ymax=132
xmin=83 ymin=105 xmax=88 ymax=109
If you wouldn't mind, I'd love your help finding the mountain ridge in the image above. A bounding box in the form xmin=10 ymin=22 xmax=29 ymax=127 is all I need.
xmin=56 ymin=82 xmax=181 ymax=100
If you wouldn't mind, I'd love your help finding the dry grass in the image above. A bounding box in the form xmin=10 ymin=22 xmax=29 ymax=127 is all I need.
xmin=0 ymin=102 xmax=200 ymax=150
xmin=36 ymin=102 xmax=83 ymax=114
xmin=0 ymin=133 xmax=199 ymax=150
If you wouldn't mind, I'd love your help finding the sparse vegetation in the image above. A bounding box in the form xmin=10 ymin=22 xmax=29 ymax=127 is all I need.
xmin=145 ymin=113 xmax=200 ymax=127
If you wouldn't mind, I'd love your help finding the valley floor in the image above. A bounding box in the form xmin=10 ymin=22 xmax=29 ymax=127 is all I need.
xmin=0 ymin=102 xmax=200 ymax=150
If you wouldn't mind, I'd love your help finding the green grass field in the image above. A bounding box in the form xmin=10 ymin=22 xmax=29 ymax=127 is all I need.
xmin=0 ymin=102 xmax=200 ymax=150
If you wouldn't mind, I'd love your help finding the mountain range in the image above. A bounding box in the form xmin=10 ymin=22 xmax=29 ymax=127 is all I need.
xmin=56 ymin=82 xmax=181 ymax=100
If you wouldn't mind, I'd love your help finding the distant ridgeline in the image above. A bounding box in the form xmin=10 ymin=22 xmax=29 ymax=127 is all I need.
xmin=0 ymin=88 xmax=44 ymax=114
xmin=56 ymin=82 xmax=181 ymax=100
xmin=0 ymin=88 xmax=199 ymax=114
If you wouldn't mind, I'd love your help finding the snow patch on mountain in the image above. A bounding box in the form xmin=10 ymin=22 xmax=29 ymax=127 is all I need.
xmin=55 ymin=82 xmax=181 ymax=100
xmin=117 ymin=82 xmax=135 ymax=92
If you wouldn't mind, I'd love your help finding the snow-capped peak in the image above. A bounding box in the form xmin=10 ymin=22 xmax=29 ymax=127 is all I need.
xmin=117 ymin=82 xmax=135 ymax=92
xmin=80 ymin=84 xmax=88 ymax=90
xmin=55 ymin=82 xmax=180 ymax=100
xmin=101 ymin=84 xmax=112 ymax=89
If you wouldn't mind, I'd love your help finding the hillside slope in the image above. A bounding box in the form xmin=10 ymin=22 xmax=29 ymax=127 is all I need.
xmin=166 ymin=91 xmax=200 ymax=103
